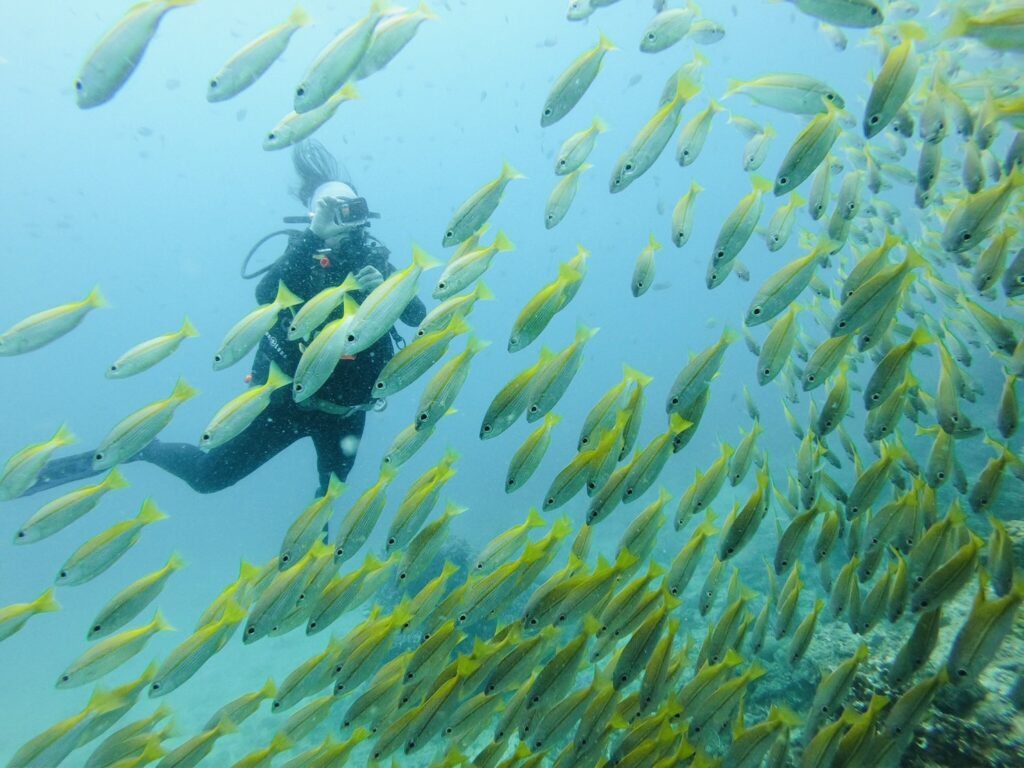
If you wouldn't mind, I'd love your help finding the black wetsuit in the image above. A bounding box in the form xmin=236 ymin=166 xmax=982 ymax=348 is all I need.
xmin=29 ymin=229 xmax=426 ymax=498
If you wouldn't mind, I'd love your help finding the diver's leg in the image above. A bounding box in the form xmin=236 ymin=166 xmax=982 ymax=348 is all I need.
xmin=21 ymin=451 xmax=106 ymax=497
xmin=311 ymin=411 xmax=367 ymax=497
xmin=140 ymin=398 xmax=310 ymax=493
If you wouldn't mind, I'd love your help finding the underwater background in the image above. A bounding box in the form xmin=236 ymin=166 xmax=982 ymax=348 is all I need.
xmin=1 ymin=0 xmax=1023 ymax=766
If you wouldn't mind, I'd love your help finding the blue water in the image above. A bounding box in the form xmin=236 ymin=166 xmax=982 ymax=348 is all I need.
xmin=1 ymin=0 xmax=1020 ymax=765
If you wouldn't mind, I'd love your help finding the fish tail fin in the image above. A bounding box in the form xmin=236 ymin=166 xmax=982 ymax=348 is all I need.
xmin=379 ymin=463 xmax=399 ymax=485
xmin=544 ymin=412 xmax=562 ymax=428
xmin=33 ymin=588 xmax=60 ymax=614
xmin=751 ymin=175 xmax=773 ymax=194
xmin=649 ymin=233 xmax=663 ymax=250
xmin=180 ymin=316 xmax=200 ymax=338
xmin=557 ymin=263 xmax=582 ymax=284
xmin=720 ymin=326 xmax=740 ymax=346
xmin=53 ymin=423 xmax=77 ymax=446
xmin=723 ymin=79 xmax=743 ymax=99
xmin=466 ymin=335 xmax=491 ymax=355
xmin=171 ymin=377 xmax=199 ymax=401
xmin=153 ymin=609 xmax=175 ymax=634
xmin=598 ymin=33 xmax=618 ymax=52
xmin=289 ymin=5 xmax=312 ymax=26
xmin=675 ymin=75 xmax=701 ymax=104
xmin=474 ymin=280 xmax=496 ymax=300
xmin=339 ymin=272 xmax=363 ymax=293
xmin=575 ymin=322 xmax=600 ymax=343
xmin=592 ymin=115 xmax=609 ymax=133
xmin=898 ymin=21 xmax=927 ymax=42
xmin=909 ymin=326 xmax=937 ymax=347
xmin=326 ymin=472 xmax=346 ymax=500
xmin=412 ymin=244 xmax=442 ymax=270
xmin=341 ymin=293 xmax=360 ymax=317
xmin=669 ymin=413 xmax=693 ymax=434
xmin=104 ymin=467 xmax=131 ymax=491
xmin=266 ymin=361 xmax=293 ymax=390
xmin=335 ymin=83 xmax=360 ymax=102
xmin=137 ymin=498 xmax=169 ymax=525
xmin=274 ymin=281 xmax=303 ymax=309
xmin=165 ymin=0 xmax=201 ymax=6
xmin=446 ymin=313 xmax=472 ymax=336
xmin=501 ymin=161 xmax=527 ymax=181
xmin=417 ymin=1 xmax=441 ymax=21
xmin=525 ymin=507 xmax=546 ymax=529
xmin=166 ymin=551 xmax=186 ymax=571
xmin=492 ymin=231 xmax=515 ymax=252
xmin=791 ymin=191 xmax=808 ymax=208
xmin=943 ymin=9 xmax=970 ymax=40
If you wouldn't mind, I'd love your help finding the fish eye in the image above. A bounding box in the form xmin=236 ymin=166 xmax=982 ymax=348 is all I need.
xmin=61 ymin=674 xmax=69 ymax=682
xmin=418 ymin=412 xmax=429 ymax=422
xmin=827 ymin=93 xmax=835 ymax=101
xmin=543 ymin=108 xmax=552 ymax=116
xmin=762 ymin=368 xmax=770 ymax=377
xmin=92 ymin=625 xmax=101 ymax=633
xmin=75 ymin=80 xmax=83 ymax=91
xmin=375 ymin=381 xmax=385 ymax=389
xmin=151 ymin=682 xmax=161 ymax=691
xmin=202 ymin=433 xmax=210 ymax=442
xmin=778 ymin=176 xmax=789 ymax=186
xmin=296 ymin=86 xmax=305 ymax=96
xmin=869 ymin=115 xmax=880 ymax=125
xmin=94 ymin=453 xmax=103 ymax=462
xmin=624 ymin=162 xmax=634 ymax=171
xmin=295 ymin=383 xmax=304 ymax=392
xmin=109 ymin=364 xmax=118 ymax=371
xmin=961 ymin=232 xmax=971 ymax=242
xmin=246 ymin=626 xmax=256 ymax=635
xmin=59 ymin=570 xmax=67 ymax=578
xmin=647 ymin=33 xmax=656 ymax=41
xmin=16 ymin=531 xmax=25 ymax=538
xmin=210 ymin=79 xmax=218 ymax=88
xmin=347 ymin=334 xmax=355 ymax=342
xmin=267 ymin=133 xmax=276 ymax=141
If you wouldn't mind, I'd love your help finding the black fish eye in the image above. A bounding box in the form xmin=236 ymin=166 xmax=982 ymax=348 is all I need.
xmin=296 ymin=87 xmax=305 ymax=96
xmin=75 ymin=80 xmax=83 ymax=91
xmin=869 ymin=115 xmax=880 ymax=125
xmin=210 ymin=79 xmax=218 ymax=88
xmin=267 ymin=133 xmax=276 ymax=141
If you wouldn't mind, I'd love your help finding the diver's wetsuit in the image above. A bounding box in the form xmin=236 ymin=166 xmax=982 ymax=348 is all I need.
xmin=28 ymin=229 xmax=426 ymax=498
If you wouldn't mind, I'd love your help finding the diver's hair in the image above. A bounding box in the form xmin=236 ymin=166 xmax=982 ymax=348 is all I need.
xmin=291 ymin=140 xmax=357 ymax=207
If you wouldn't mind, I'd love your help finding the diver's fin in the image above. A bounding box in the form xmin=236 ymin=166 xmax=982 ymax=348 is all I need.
xmin=20 ymin=450 xmax=106 ymax=497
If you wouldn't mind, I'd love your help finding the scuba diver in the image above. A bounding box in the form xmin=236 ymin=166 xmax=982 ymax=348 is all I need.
xmin=25 ymin=140 xmax=425 ymax=498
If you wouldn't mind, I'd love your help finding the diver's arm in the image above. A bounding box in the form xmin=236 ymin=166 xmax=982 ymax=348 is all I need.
xmin=255 ymin=230 xmax=323 ymax=303
xmin=401 ymin=295 xmax=427 ymax=326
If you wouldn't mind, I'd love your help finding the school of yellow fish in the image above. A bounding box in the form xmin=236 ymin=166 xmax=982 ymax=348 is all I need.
xmin=2 ymin=0 xmax=1024 ymax=766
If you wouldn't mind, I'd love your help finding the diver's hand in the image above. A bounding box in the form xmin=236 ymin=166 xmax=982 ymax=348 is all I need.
xmin=309 ymin=196 xmax=362 ymax=240
xmin=355 ymin=265 xmax=383 ymax=292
